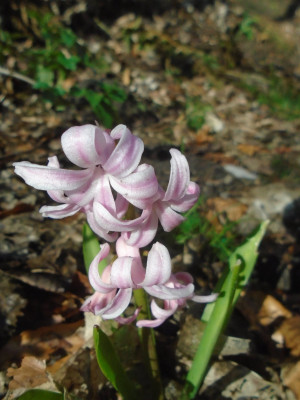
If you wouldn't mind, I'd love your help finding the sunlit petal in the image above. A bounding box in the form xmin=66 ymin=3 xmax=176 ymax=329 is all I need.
xmin=145 ymin=283 xmax=194 ymax=300
xmin=141 ymin=242 xmax=171 ymax=286
xmin=164 ymin=149 xmax=190 ymax=202
xmin=61 ymin=124 xmax=114 ymax=168
xmin=103 ymin=124 xmax=144 ymax=177
xmin=13 ymin=161 xmax=93 ymax=191
xmin=40 ymin=203 xmax=81 ymax=219
xmin=155 ymin=201 xmax=184 ymax=232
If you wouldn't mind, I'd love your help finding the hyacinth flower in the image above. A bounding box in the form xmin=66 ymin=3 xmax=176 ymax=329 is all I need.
xmin=81 ymin=237 xmax=216 ymax=327
xmin=122 ymin=148 xmax=200 ymax=248
xmin=13 ymin=124 xmax=158 ymax=241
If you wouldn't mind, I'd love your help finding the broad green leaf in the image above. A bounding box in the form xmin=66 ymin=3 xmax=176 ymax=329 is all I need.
xmin=93 ymin=326 xmax=139 ymax=400
xmin=16 ymin=389 xmax=63 ymax=400
xmin=182 ymin=220 xmax=269 ymax=399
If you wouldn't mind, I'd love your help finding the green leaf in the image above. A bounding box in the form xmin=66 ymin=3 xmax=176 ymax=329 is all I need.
xmin=57 ymin=53 xmax=80 ymax=71
xmin=35 ymin=65 xmax=54 ymax=87
xmin=202 ymin=219 xmax=269 ymax=323
xmin=82 ymin=223 xmax=106 ymax=275
xmin=182 ymin=220 xmax=269 ymax=399
xmin=93 ymin=326 xmax=139 ymax=400
xmin=16 ymin=389 xmax=63 ymax=400
xmin=60 ymin=29 xmax=77 ymax=48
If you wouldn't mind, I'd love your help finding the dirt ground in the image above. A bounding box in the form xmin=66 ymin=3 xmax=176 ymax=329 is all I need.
xmin=1 ymin=0 xmax=300 ymax=399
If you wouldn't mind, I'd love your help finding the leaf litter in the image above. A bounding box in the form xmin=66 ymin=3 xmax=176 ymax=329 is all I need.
xmin=1 ymin=0 xmax=300 ymax=398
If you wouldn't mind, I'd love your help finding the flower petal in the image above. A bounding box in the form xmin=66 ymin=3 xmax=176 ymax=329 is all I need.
xmin=116 ymin=237 xmax=141 ymax=258
xmin=155 ymin=201 xmax=184 ymax=232
xmin=101 ymin=288 xmax=133 ymax=319
xmin=141 ymin=242 xmax=171 ymax=286
xmin=145 ymin=282 xmax=194 ymax=300
xmin=109 ymin=164 xmax=158 ymax=209
xmin=61 ymin=124 xmax=114 ymax=168
xmin=80 ymin=290 xmax=116 ymax=314
xmin=86 ymin=210 xmax=118 ymax=242
xmin=171 ymin=182 xmax=200 ymax=213
xmin=92 ymin=173 xmax=116 ymax=214
xmin=136 ymin=300 xmax=177 ymax=328
xmin=164 ymin=149 xmax=190 ymax=202
xmin=192 ymin=293 xmax=218 ymax=303
xmin=115 ymin=307 xmax=140 ymax=324
xmin=115 ymin=194 xmax=129 ymax=218
xmin=93 ymin=202 xmax=150 ymax=232
xmin=110 ymin=257 xmax=143 ymax=288
xmin=40 ymin=203 xmax=81 ymax=219
xmin=13 ymin=161 xmax=93 ymax=191
xmin=88 ymin=245 xmax=116 ymax=293
xmin=103 ymin=125 xmax=144 ymax=178
xmin=122 ymin=211 xmax=158 ymax=248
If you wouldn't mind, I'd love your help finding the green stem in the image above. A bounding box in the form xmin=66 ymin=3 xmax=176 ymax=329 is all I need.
xmin=134 ymin=289 xmax=164 ymax=400
xmin=181 ymin=263 xmax=241 ymax=399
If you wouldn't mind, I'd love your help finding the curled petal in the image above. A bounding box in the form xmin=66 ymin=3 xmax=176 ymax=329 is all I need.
xmin=115 ymin=194 xmax=129 ymax=218
xmin=192 ymin=293 xmax=218 ymax=303
xmin=136 ymin=300 xmax=177 ymax=328
xmin=93 ymin=202 xmax=150 ymax=232
xmin=86 ymin=210 xmax=118 ymax=242
xmin=88 ymin=246 xmax=115 ymax=293
xmin=13 ymin=161 xmax=93 ymax=191
xmin=40 ymin=203 xmax=81 ymax=219
xmin=109 ymin=164 xmax=158 ymax=208
xmin=171 ymin=182 xmax=200 ymax=213
xmin=61 ymin=125 xmax=114 ymax=168
xmin=91 ymin=173 xmax=116 ymax=214
xmin=101 ymin=288 xmax=133 ymax=319
xmin=164 ymin=149 xmax=190 ymax=202
xmin=110 ymin=257 xmax=144 ymax=288
xmin=80 ymin=290 xmax=116 ymax=314
xmin=103 ymin=125 xmax=144 ymax=177
xmin=145 ymin=282 xmax=194 ymax=300
xmin=155 ymin=201 xmax=185 ymax=232
xmin=122 ymin=212 xmax=158 ymax=248
xmin=115 ymin=307 xmax=140 ymax=324
xmin=141 ymin=242 xmax=171 ymax=286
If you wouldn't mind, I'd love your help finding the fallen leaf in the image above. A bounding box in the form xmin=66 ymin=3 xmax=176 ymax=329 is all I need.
xmin=203 ymin=152 xmax=237 ymax=164
xmin=237 ymin=143 xmax=265 ymax=156
xmin=283 ymin=361 xmax=300 ymax=400
xmin=273 ymin=316 xmax=300 ymax=357
xmin=258 ymin=295 xmax=292 ymax=327
xmin=195 ymin=126 xmax=214 ymax=145
xmin=7 ymin=356 xmax=48 ymax=390
xmin=206 ymin=197 xmax=248 ymax=222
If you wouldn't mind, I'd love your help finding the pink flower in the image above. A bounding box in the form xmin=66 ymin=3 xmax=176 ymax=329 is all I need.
xmin=13 ymin=124 xmax=158 ymax=241
xmin=122 ymin=148 xmax=200 ymax=247
xmin=81 ymin=238 xmax=214 ymax=327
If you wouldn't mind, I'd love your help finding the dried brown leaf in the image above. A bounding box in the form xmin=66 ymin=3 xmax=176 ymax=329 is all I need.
xmin=283 ymin=361 xmax=300 ymax=400
xmin=7 ymin=356 xmax=48 ymax=390
xmin=274 ymin=316 xmax=300 ymax=357
xmin=237 ymin=144 xmax=265 ymax=156
xmin=206 ymin=197 xmax=248 ymax=222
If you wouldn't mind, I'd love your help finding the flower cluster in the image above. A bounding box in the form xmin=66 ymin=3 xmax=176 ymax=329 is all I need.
xmin=14 ymin=124 xmax=215 ymax=326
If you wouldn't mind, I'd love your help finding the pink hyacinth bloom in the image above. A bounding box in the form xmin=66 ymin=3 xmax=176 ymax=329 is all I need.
xmin=137 ymin=272 xmax=217 ymax=328
xmin=13 ymin=124 xmax=158 ymax=241
xmin=80 ymin=238 xmax=198 ymax=325
xmin=122 ymin=148 xmax=200 ymax=247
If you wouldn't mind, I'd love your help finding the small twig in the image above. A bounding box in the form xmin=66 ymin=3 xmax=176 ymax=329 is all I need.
xmin=0 ymin=66 xmax=36 ymax=86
